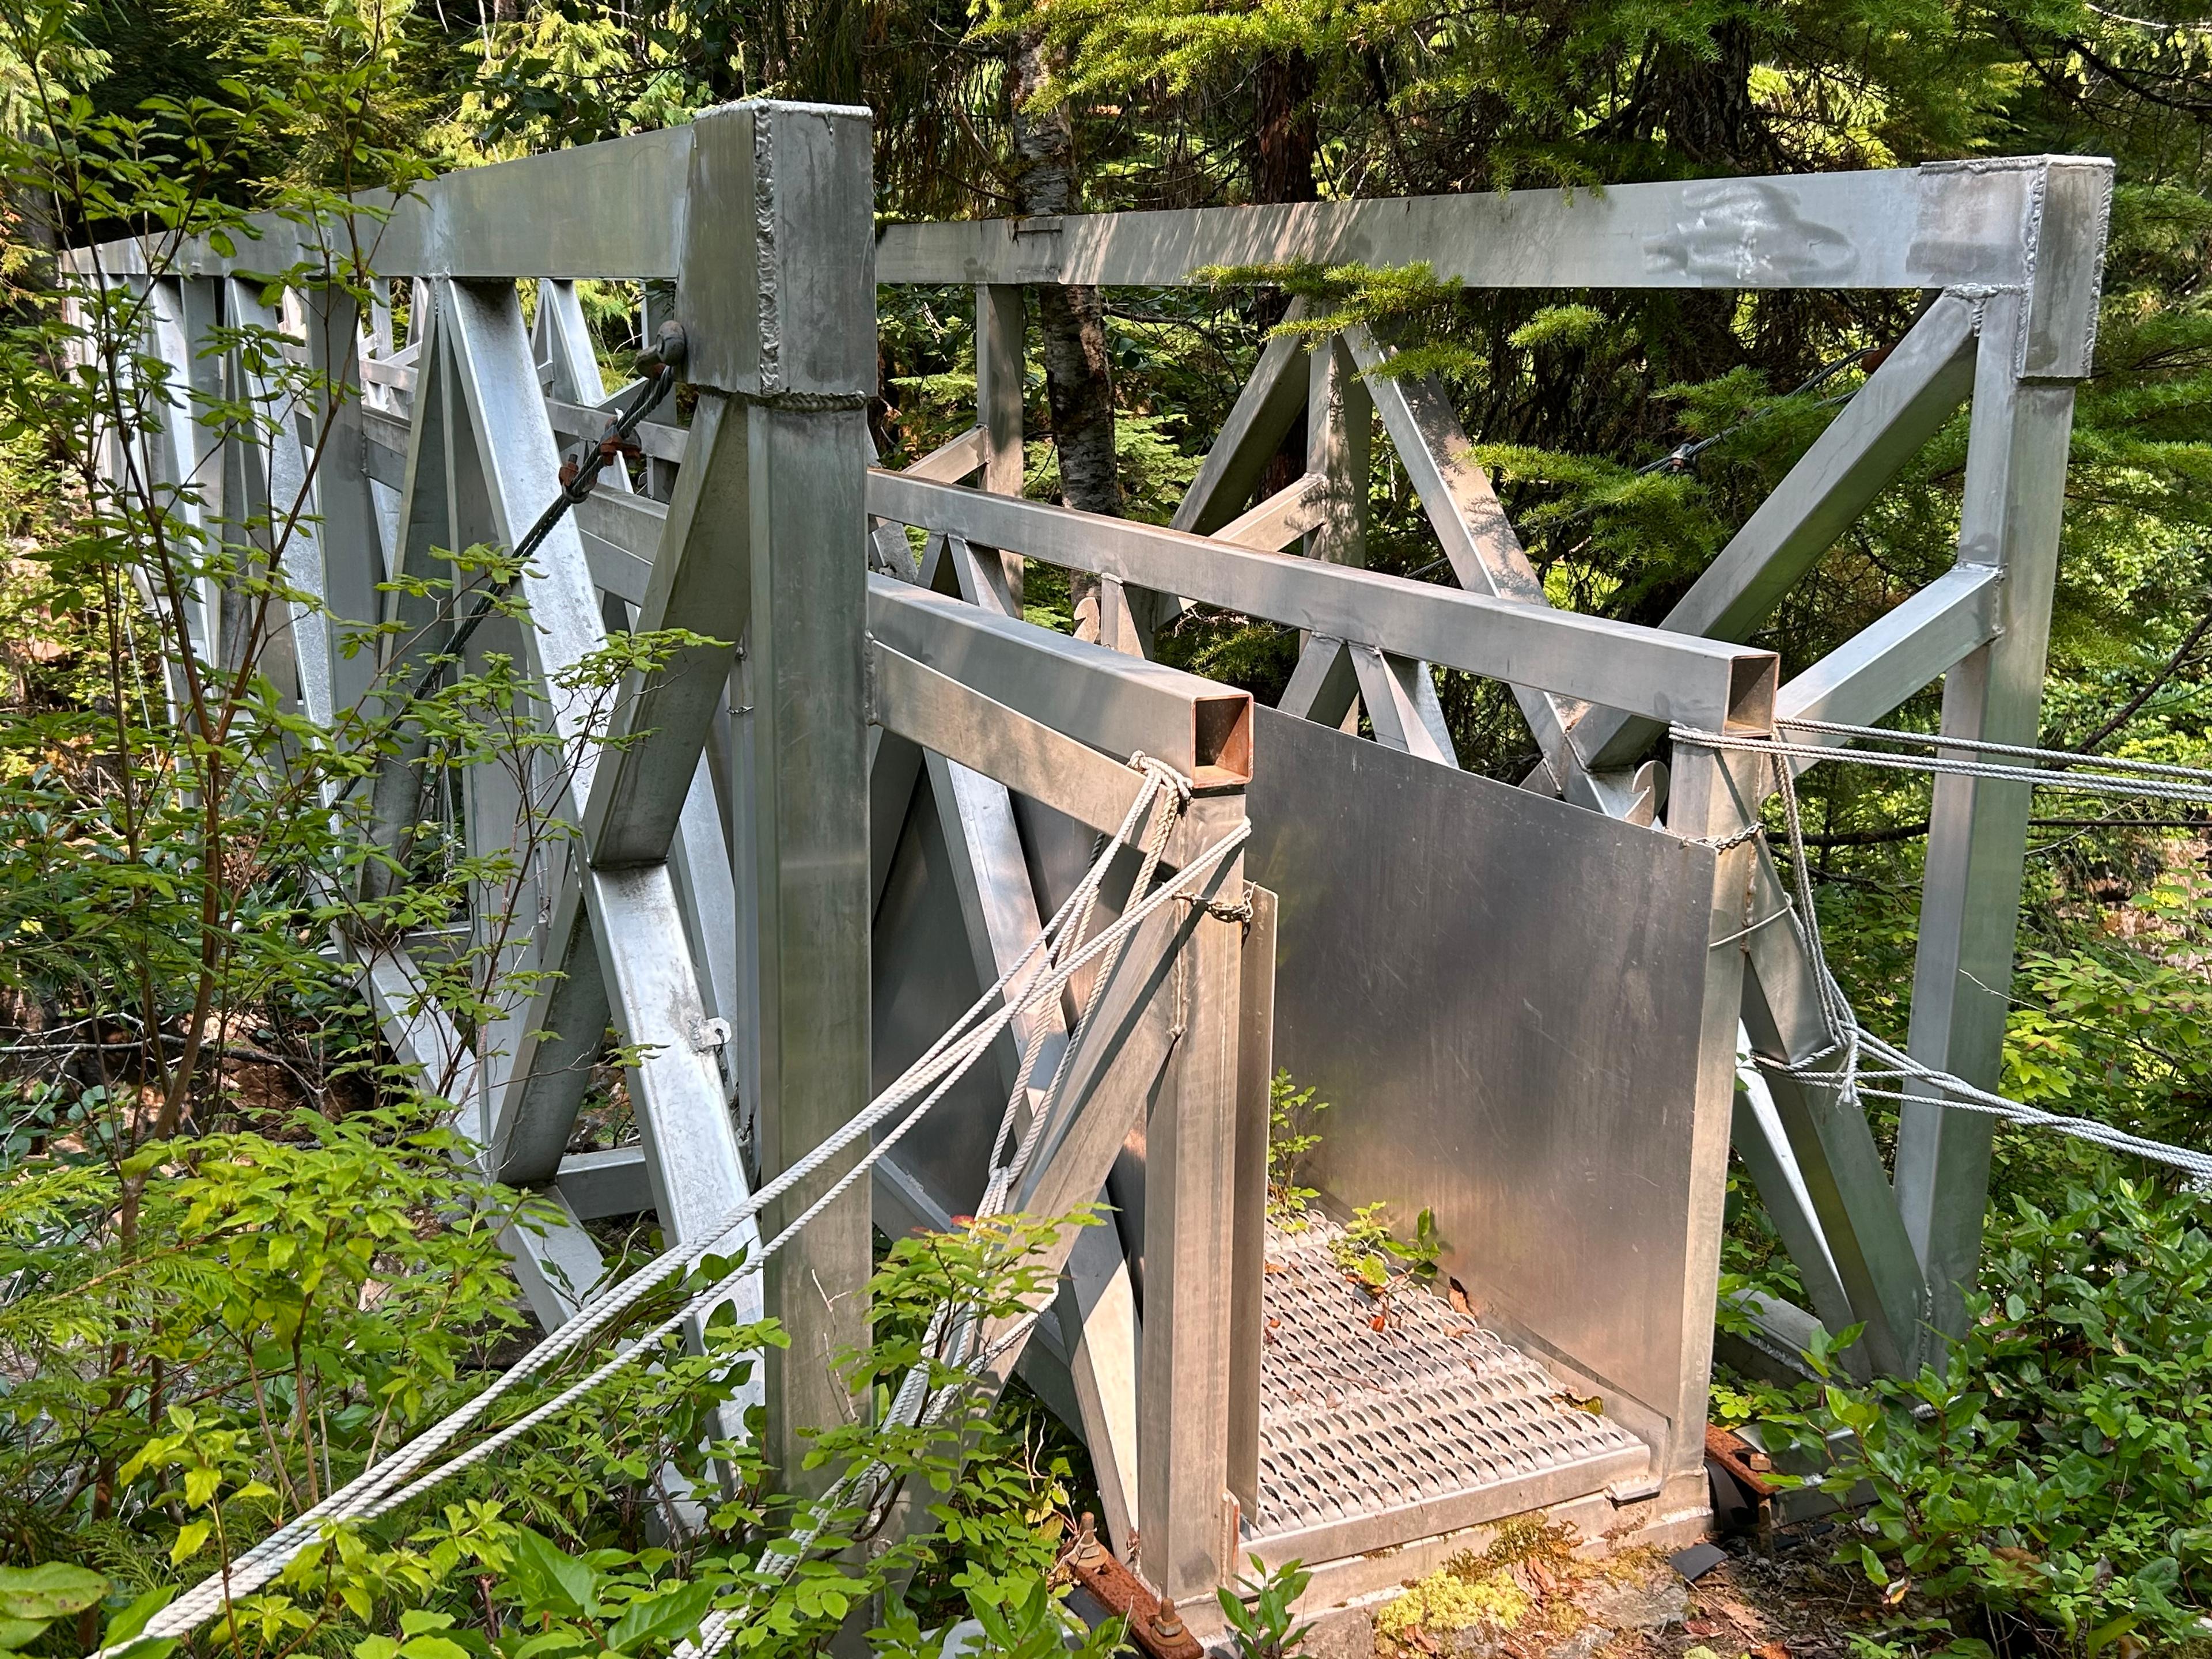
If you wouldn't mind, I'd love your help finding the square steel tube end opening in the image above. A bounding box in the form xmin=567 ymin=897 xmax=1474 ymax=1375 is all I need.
xmin=1725 ymin=652 xmax=1781 ymax=735
xmin=1194 ymin=691 xmax=1255 ymax=788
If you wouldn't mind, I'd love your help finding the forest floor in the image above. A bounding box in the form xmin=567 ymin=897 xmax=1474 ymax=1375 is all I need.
xmin=1319 ymin=1524 xmax=1938 ymax=1659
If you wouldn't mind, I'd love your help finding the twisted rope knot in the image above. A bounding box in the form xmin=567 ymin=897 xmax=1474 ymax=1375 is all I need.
xmin=1128 ymin=749 xmax=1194 ymax=805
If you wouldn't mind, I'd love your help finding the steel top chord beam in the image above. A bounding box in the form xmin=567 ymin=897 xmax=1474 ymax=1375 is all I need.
xmin=880 ymin=158 xmax=2101 ymax=313
xmin=66 ymin=125 xmax=692 ymax=281
xmin=868 ymin=471 xmax=1778 ymax=736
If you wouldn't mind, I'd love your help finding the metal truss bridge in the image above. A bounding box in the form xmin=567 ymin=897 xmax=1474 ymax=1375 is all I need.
xmin=72 ymin=105 xmax=2110 ymax=1612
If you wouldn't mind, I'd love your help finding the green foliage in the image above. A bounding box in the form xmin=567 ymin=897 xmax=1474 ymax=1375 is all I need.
xmin=1754 ymin=1180 xmax=2212 ymax=1649
xmin=1328 ymin=1201 xmax=1441 ymax=1323
xmin=474 ymin=1530 xmax=719 ymax=1657
xmin=1265 ymin=1069 xmax=1328 ymax=1224
xmin=1216 ymin=1556 xmax=1316 ymax=1659
xmin=874 ymin=1577 xmax=1127 ymax=1659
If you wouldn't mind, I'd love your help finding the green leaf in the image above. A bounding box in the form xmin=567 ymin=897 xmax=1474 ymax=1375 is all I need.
xmin=0 ymin=1619 xmax=48 ymax=1652
xmin=397 ymin=1637 xmax=471 ymax=1659
xmin=505 ymin=1530 xmax=594 ymax=1619
xmin=607 ymin=1580 xmax=719 ymax=1653
xmin=106 ymin=1585 xmax=178 ymax=1646
xmin=171 ymin=1522 xmax=212 ymax=1565
xmin=509 ymin=1633 xmax=588 ymax=1659
xmin=2088 ymin=1613 xmax=2139 ymax=1657
xmin=0 ymin=1564 xmax=109 ymax=1620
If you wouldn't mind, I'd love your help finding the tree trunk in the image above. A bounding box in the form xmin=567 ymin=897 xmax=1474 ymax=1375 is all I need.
xmin=1253 ymin=50 xmax=1319 ymax=207
xmin=1010 ymin=32 xmax=1119 ymax=640
xmin=1642 ymin=20 xmax=1771 ymax=169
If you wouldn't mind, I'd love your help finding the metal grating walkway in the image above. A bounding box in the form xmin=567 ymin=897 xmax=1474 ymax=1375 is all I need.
xmin=1246 ymin=1217 xmax=1652 ymax=1563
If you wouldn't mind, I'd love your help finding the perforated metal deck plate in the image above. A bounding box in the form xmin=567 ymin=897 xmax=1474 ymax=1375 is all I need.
xmin=1246 ymin=1217 xmax=1653 ymax=1565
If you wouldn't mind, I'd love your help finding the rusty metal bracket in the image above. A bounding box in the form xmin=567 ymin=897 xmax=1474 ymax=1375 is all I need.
xmin=1059 ymin=1514 xmax=1203 ymax=1659
xmin=1705 ymin=1422 xmax=1778 ymax=1498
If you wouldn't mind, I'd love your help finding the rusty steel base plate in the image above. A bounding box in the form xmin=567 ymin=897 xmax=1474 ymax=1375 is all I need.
xmin=1245 ymin=1216 xmax=1652 ymax=1564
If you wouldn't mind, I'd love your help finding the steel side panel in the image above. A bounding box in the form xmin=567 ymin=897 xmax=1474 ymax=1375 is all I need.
xmin=869 ymin=769 xmax=1010 ymax=1222
xmin=1244 ymin=707 xmax=1717 ymax=1427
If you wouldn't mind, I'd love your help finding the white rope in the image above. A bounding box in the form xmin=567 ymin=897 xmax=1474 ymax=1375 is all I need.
xmin=1719 ymin=738 xmax=2212 ymax=1185
xmin=101 ymin=758 xmax=1252 ymax=1658
xmin=1672 ymin=722 xmax=2212 ymax=807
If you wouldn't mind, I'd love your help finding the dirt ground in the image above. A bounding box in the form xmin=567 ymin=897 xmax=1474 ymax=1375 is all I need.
xmin=1331 ymin=1521 xmax=1916 ymax=1659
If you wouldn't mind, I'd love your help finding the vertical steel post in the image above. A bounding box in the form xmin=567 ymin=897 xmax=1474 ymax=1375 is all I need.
xmin=978 ymin=283 xmax=1027 ymax=608
xmin=678 ymin=101 xmax=877 ymax=1487
xmin=1137 ymin=791 xmax=1247 ymax=1602
xmin=1895 ymin=161 xmax=2109 ymax=1347
xmin=1661 ymin=744 xmax=1764 ymax=1503
xmin=305 ymin=285 xmax=386 ymax=719
xmin=1225 ymin=886 xmax=1276 ymax=1520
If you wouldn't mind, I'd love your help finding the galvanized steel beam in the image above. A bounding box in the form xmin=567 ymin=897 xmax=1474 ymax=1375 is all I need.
xmin=876 ymin=161 xmax=2091 ymax=294
xmin=1565 ymin=293 xmax=1980 ymax=777
xmin=437 ymin=276 xmax=767 ymax=1384
xmin=868 ymin=472 xmax=1778 ymax=736
xmin=869 ymin=577 xmax=1256 ymax=787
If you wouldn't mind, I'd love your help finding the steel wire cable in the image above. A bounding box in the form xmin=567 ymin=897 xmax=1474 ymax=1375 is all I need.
xmin=1672 ymin=726 xmax=2212 ymax=1183
xmin=1671 ymin=723 xmax=2212 ymax=807
xmin=96 ymin=759 xmax=1251 ymax=1658
xmin=1776 ymin=715 xmax=2212 ymax=782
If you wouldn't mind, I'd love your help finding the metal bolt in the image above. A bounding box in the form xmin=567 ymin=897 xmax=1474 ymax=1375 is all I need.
xmin=1150 ymin=1598 xmax=1185 ymax=1641
xmin=1073 ymin=1511 xmax=1104 ymax=1565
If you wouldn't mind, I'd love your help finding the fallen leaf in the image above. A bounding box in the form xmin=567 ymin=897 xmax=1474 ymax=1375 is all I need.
xmin=1756 ymin=1643 xmax=1790 ymax=1659
xmin=1883 ymin=1577 xmax=1912 ymax=1607
xmin=1369 ymin=1313 xmax=1388 ymax=1332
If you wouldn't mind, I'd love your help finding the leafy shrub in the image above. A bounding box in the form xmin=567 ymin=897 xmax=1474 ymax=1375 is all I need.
xmin=1265 ymin=1070 xmax=1328 ymax=1224
xmin=1759 ymin=1177 xmax=2212 ymax=1653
